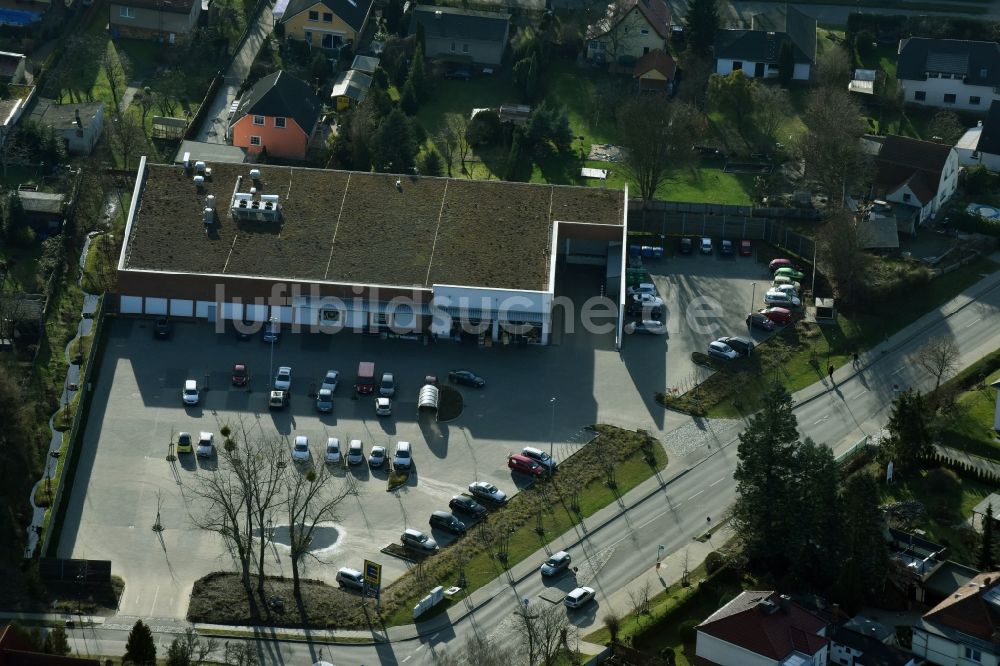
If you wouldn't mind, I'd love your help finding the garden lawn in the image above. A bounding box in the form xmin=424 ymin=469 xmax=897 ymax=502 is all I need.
xmin=936 ymin=368 xmax=1000 ymax=461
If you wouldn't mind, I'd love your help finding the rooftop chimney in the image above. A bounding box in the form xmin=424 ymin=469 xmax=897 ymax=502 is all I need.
xmin=779 ymin=594 xmax=792 ymax=614
xmin=74 ymin=109 xmax=82 ymax=127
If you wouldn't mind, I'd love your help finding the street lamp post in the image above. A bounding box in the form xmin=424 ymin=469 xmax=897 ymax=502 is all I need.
xmin=548 ymin=397 xmax=556 ymax=462
xmin=268 ymin=316 xmax=276 ymax=388
xmin=748 ymin=282 xmax=757 ymax=355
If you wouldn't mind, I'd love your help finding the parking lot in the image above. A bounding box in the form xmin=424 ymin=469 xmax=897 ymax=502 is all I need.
xmin=57 ymin=256 xmax=777 ymax=620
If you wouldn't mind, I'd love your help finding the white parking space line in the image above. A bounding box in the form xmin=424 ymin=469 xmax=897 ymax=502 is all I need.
xmin=848 ymin=390 xmax=867 ymax=401
xmin=813 ymin=415 xmax=829 ymax=425
xmin=966 ymin=318 xmax=981 ymax=328
xmin=891 ymin=366 xmax=905 ymax=375
xmin=709 ymin=477 xmax=725 ymax=487
xmin=402 ymin=656 xmax=412 ymax=662
xmin=688 ymin=490 xmax=704 ymax=500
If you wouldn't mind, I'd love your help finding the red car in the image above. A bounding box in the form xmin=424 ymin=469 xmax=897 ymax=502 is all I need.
xmin=508 ymin=453 xmax=546 ymax=477
xmin=759 ymin=307 xmax=793 ymax=325
xmin=739 ymin=240 xmax=752 ymax=256
xmin=768 ymin=258 xmax=801 ymax=273
xmin=232 ymin=363 xmax=249 ymax=387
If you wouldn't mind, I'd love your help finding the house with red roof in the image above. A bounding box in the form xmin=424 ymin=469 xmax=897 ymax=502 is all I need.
xmin=694 ymin=591 xmax=829 ymax=666
xmin=633 ymin=48 xmax=676 ymax=92
xmin=872 ymin=134 xmax=959 ymax=226
xmin=911 ymin=571 xmax=1000 ymax=666
xmin=585 ymin=0 xmax=671 ymax=67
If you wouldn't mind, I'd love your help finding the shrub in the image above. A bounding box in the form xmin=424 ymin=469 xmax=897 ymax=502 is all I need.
xmin=705 ymin=550 xmax=724 ymax=574
xmin=855 ymin=30 xmax=876 ymax=57
xmin=678 ymin=619 xmax=700 ymax=644
xmin=925 ymin=466 xmax=960 ymax=495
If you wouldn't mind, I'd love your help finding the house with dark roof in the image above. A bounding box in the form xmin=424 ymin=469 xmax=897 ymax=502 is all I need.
xmin=0 ymin=624 xmax=100 ymax=666
xmin=714 ymin=6 xmax=816 ymax=81
xmin=633 ymin=48 xmax=676 ymax=92
xmin=694 ymin=591 xmax=829 ymax=665
xmin=409 ymin=6 xmax=511 ymax=66
xmin=897 ymin=38 xmax=1000 ymax=112
xmin=829 ymin=619 xmax=918 ymax=666
xmin=109 ymin=0 xmax=201 ymax=42
xmin=228 ymin=71 xmax=321 ymax=160
xmin=956 ymin=100 xmax=1000 ymax=172
xmin=911 ymin=571 xmax=1000 ymax=666
xmin=27 ymin=99 xmax=105 ymax=155
xmin=585 ymin=0 xmax=672 ymax=66
xmin=873 ymin=134 xmax=958 ymax=225
xmin=277 ymin=0 xmax=374 ymax=50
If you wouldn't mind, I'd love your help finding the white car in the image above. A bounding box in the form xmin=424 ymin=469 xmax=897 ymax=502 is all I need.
xmin=626 ymin=282 xmax=656 ymax=297
xmin=320 ymin=369 xmax=339 ymax=392
xmin=772 ymin=275 xmax=801 ymax=291
xmin=764 ymin=289 xmax=801 ymax=308
xmin=624 ymin=320 xmax=667 ymax=335
xmin=707 ymin=340 xmax=739 ymax=361
xmin=369 ymin=445 xmax=387 ymax=468
xmin=772 ymin=283 xmax=799 ymax=299
xmin=522 ymin=446 xmax=555 ymax=472
xmin=700 ymin=237 xmax=713 ymax=254
xmin=182 ymin=379 xmax=200 ymax=405
xmin=292 ymin=435 xmax=311 ymax=463
xmin=468 ymin=481 xmax=507 ymax=504
xmin=631 ymin=293 xmax=664 ymax=308
xmin=325 ymin=437 xmax=341 ymax=464
xmin=393 ymin=441 xmax=411 ymax=470
xmin=347 ymin=439 xmax=364 ymax=465
xmin=564 ymin=586 xmax=596 ymax=609
xmin=376 ymin=397 xmax=392 ymax=416
xmin=274 ymin=366 xmax=292 ymax=391
xmin=196 ymin=431 xmax=214 ymax=458
xmin=379 ymin=372 xmax=396 ymax=397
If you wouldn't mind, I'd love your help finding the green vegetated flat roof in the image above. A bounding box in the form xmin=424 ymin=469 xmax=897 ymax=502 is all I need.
xmin=124 ymin=162 xmax=625 ymax=291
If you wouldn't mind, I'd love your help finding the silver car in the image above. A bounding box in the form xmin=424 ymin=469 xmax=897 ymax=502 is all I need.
xmin=346 ymin=439 xmax=364 ymax=465
xmin=292 ymin=435 xmax=310 ymax=462
xmin=274 ymin=366 xmax=292 ymax=391
xmin=541 ymin=550 xmax=572 ymax=576
xmin=320 ymin=369 xmax=339 ymax=392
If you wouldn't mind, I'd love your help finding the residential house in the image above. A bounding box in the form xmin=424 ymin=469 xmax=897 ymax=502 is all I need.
xmin=896 ymin=38 xmax=1000 ymax=112
xmin=0 ymin=52 xmax=25 ymax=84
xmin=955 ymin=100 xmax=1000 ymax=172
xmin=585 ymin=0 xmax=671 ymax=66
xmin=633 ymin=48 xmax=676 ymax=92
xmin=0 ymin=624 xmax=100 ymax=666
xmin=829 ymin=615 xmax=919 ymax=666
xmin=873 ymin=134 xmax=959 ymax=225
xmin=911 ymin=571 xmax=1000 ymax=666
xmin=695 ymin=591 xmax=829 ymax=665
xmin=27 ymin=99 xmax=104 ymax=155
xmin=714 ymin=6 xmax=816 ymax=81
xmin=278 ymin=0 xmax=374 ymax=51
xmin=885 ymin=526 xmax=980 ymax=606
xmin=228 ymin=71 xmax=321 ymax=160
xmin=409 ymin=6 xmax=511 ymax=66
xmin=109 ymin=0 xmax=201 ymax=42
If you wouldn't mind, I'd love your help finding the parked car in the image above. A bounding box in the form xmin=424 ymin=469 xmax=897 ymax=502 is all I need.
xmin=393 ymin=441 xmax=412 ymax=470
xmin=369 ymin=444 xmax=386 ymax=468
xmin=401 ymin=528 xmax=438 ymax=551
xmin=774 ymin=266 xmax=805 ymax=281
xmin=376 ymin=396 xmax=392 ymax=416
xmin=324 ymin=437 xmax=341 ymax=464
xmin=521 ymin=446 xmax=555 ymax=472
xmin=274 ymin=366 xmax=291 ymax=391
xmin=176 ymin=431 xmax=193 ymax=454
xmin=316 ymin=388 xmax=334 ymax=413
xmin=232 ymin=363 xmax=249 ymax=387
xmin=444 ymin=68 xmax=472 ymax=81
xmin=541 ymin=551 xmax=572 ymax=577
xmin=759 ymin=306 xmax=793 ymax=325
xmin=429 ymin=510 xmax=466 ymax=535
xmin=564 ymin=586 xmax=596 ymax=609
xmin=707 ymin=340 xmax=739 ymax=361
xmin=700 ymin=237 xmax=713 ymax=254
xmin=379 ymin=372 xmax=396 ymax=397
xmin=679 ymin=237 xmax=693 ymax=254
xmin=182 ymin=379 xmax=200 ymax=405
xmin=772 ymin=275 xmax=801 ymax=290
xmin=720 ymin=239 xmax=734 ymax=256
xmin=746 ymin=312 xmax=776 ymax=331
xmin=291 ymin=435 xmax=311 ymax=463
xmin=764 ymin=289 xmax=800 ymax=308
xmin=739 ymin=239 xmax=752 ymax=256
xmin=154 ymin=318 xmax=172 ymax=339
xmin=336 ymin=567 xmax=365 ymax=591
xmin=346 ymin=439 xmax=364 ymax=465
xmin=508 ymin=453 xmax=546 ymax=477
xmin=625 ymin=320 xmax=667 ymax=335
xmin=626 ymin=282 xmax=657 ymax=297
xmin=449 ymin=370 xmax=486 ymax=388
xmin=769 ymin=258 xmax=799 ymax=272
xmin=424 ymin=375 xmax=439 ymax=387
xmin=196 ymin=432 xmax=214 ymax=458
xmin=720 ymin=336 xmax=753 ymax=356
xmin=320 ymin=370 xmax=339 ymax=393
xmin=468 ymin=481 xmax=507 ymax=504
xmin=450 ymin=495 xmax=488 ymax=518
xmin=772 ymin=283 xmax=799 ymax=299
xmin=631 ymin=293 xmax=665 ymax=309
xmin=268 ymin=390 xmax=288 ymax=410
xmin=262 ymin=321 xmax=280 ymax=343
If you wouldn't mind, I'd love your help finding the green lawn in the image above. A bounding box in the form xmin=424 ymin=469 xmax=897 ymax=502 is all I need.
xmin=937 ymin=368 xmax=1000 ymax=461
xmin=0 ymin=243 xmax=44 ymax=292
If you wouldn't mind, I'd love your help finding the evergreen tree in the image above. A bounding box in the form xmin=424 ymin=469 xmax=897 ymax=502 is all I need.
xmin=732 ymin=383 xmax=803 ymax=571
xmin=884 ymin=389 xmax=933 ymax=471
xmin=123 ymin=620 xmax=156 ymax=665
xmin=686 ymin=0 xmax=719 ymax=56
xmin=382 ymin=0 xmax=404 ymax=36
xmin=981 ymin=503 xmax=996 ymax=571
xmin=407 ymin=52 xmax=427 ymax=103
xmin=552 ymin=111 xmax=574 ymax=152
xmin=505 ymin=128 xmax=529 ymax=181
xmin=777 ymin=40 xmax=795 ymax=85
xmin=400 ymin=81 xmax=419 ymax=115
xmin=417 ymin=147 xmax=443 ymax=176
xmin=47 ymin=627 xmax=71 ymax=656
xmin=836 ymin=473 xmax=889 ymax=611
xmin=415 ymin=22 xmax=426 ymax=58
xmin=789 ymin=439 xmax=841 ymax=589
xmin=371 ymin=109 xmax=416 ymax=173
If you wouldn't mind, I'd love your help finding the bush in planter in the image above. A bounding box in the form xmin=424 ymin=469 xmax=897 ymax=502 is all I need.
xmin=705 ymin=550 xmax=724 ymax=574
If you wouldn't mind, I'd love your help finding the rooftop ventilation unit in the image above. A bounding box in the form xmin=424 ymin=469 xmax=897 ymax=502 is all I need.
xmin=230 ymin=192 xmax=280 ymax=222
xmin=203 ymin=206 xmax=215 ymax=226
xmin=206 ymin=194 xmax=216 ymax=209
xmin=195 ymin=161 xmax=207 ymax=174
xmin=182 ymin=152 xmax=192 ymax=173
xmin=193 ymin=175 xmax=205 ymax=189
xmin=249 ymin=168 xmax=262 ymax=180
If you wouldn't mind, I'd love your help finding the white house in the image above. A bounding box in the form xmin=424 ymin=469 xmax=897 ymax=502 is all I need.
xmin=714 ymin=6 xmax=815 ymax=81
xmin=911 ymin=571 xmax=1000 ymax=666
xmin=873 ymin=135 xmax=959 ymax=225
xmin=695 ymin=591 xmax=829 ymax=666
xmin=897 ymin=38 xmax=1000 ymax=112
xmin=955 ymin=100 xmax=1000 ymax=172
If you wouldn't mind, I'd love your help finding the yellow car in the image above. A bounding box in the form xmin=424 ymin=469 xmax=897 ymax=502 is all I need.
xmin=176 ymin=432 xmax=193 ymax=454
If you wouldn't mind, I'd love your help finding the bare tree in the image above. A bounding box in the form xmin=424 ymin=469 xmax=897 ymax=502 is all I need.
xmin=223 ymin=642 xmax=258 ymax=666
xmin=915 ymin=336 xmax=960 ymax=390
xmin=517 ymin=600 xmax=570 ymax=666
xmin=101 ymin=48 xmax=132 ymax=114
xmin=815 ymin=45 xmax=852 ymax=89
xmin=751 ymin=84 xmax=790 ymax=148
xmin=435 ymin=124 xmax=458 ymax=177
xmin=590 ymin=0 xmax=637 ymax=66
xmin=108 ymin=112 xmax=145 ymax=170
xmin=136 ymin=87 xmax=156 ymax=131
xmin=0 ymin=291 xmax=27 ymax=344
xmin=619 ymin=97 xmax=703 ymax=201
xmin=444 ymin=113 xmax=471 ymax=174
xmin=284 ymin=460 xmax=356 ymax=600
xmin=436 ymin=634 xmax=517 ymax=666
xmin=0 ymin=130 xmax=31 ymax=178
xmin=821 ymin=211 xmax=871 ymax=303
xmin=799 ymin=86 xmax=870 ymax=206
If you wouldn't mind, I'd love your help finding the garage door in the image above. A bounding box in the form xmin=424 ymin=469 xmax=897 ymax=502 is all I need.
xmin=120 ymin=295 xmax=143 ymax=314
xmin=170 ymin=299 xmax=194 ymax=317
xmin=145 ymin=297 xmax=168 ymax=315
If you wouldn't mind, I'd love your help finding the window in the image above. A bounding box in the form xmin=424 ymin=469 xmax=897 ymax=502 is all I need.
xmin=373 ymin=313 xmax=388 ymax=326
xmin=970 ymin=95 xmax=981 ymax=105
xmin=732 ymin=61 xmax=743 ymax=71
xmin=640 ymin=27 xmax=649 ymax=35
xmin=274 ymin=117 xmax=286 ymax=128
xmin=964 ymin=647 xmax=982 ymax=662
xmin=250 ymin=136 xmax=261 ymax=146
xmin=462 ymin=43 xmax=469 ymax=53
xmin=980 ymin=68 xmax=988 ymax=78
xmin=914 ymin=90 xmax=926 ymax=101
xmin=308 ymin=10 xmax=318 ymax=20
xmin=321 ymin=309 xmax=340 ymax=322
xmin=119 ymin=6 xmax=136 ymax=18
xmin=944 ymin=93 xmax=956 ymax=104
xmin=322 ymin=12 xmax=332 ymax=21
xmin=902 ymin=193 xmax=911 ymax=202
xmin=252 ymin=115 xmax=265 ymax=126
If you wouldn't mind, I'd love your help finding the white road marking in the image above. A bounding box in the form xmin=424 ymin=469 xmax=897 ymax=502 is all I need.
xmin=891 ymin=366 xmax=905 ymax=375
xmin=814 ymin=415 xmax=829 ymax=425
xmin=688 ymin=490 xmax=704 ymax=500
xmin=966 ymin=318 xmax=981 ymax=328
xmin=402 ymin=657 xmax=412 ymax=663
xmin=431 ymin=633 xmax=440 ymax=640
xmin=149 ymin=586 xmax=159 ymax=615
xmin=709 ymin=477 xmax=725 ymax=487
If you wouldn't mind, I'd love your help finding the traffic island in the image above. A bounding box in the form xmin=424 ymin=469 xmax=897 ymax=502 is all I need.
xmin=436 ymin=386 xmax=463 ymax=422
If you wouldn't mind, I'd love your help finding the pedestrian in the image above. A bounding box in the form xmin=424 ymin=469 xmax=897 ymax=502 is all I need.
xmin=852 ymin=351 xmax=859 ymax=366
xmin=828 ymin=365 xmax=834 ymax=383
xmin=892 ymin=383 xmax=900 ymax=395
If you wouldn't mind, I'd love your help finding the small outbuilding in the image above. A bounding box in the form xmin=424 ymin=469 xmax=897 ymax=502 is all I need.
xmin=27 ymin=99 xmax=105 ymax=155
xmin=331 ymin=69 xmax=373 ymax=110
xmin=633 ymin=49 xmax=676 ymax=92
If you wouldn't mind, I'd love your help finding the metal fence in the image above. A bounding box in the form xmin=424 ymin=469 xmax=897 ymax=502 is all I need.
xmin=39 ymin=557 xmax=112 ymax=583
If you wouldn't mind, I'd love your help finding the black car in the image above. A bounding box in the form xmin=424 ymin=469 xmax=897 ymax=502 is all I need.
xmin=678 ymin=237 xmax=693 ymax=254
xmin=444 ymin=68 xmax=472 ymax=81
xmin=746 ymin=312 xmax=776 ymax=332
xmin=720 ymin=335 xmax=753 ymax=356
xmin=449 ymin=495 xmax=488 ymax=518
xmin=449 ymin=370 xmax=486 ymax=388
xmin=720 ymin=239 xmax=734 ymax=256
xmin=153 ymin=318 xmax=172 ymax=339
